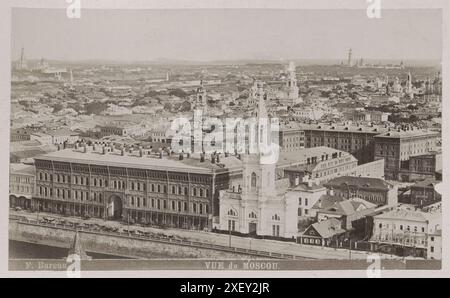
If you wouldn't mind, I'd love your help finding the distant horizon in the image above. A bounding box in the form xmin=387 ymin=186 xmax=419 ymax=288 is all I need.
xmin=12 ymin=8 xmax=442 ymax=62
xmin=10 ymin=57 xmax=441 ymax=68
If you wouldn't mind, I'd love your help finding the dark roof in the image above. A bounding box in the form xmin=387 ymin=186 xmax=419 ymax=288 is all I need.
xmin=412 ymin=178 xmax=439 ymax=189
xmin=304 ymin=218 xmax=346 ymax=238
xmin=324 ymin=176 xmax=392 ymax=190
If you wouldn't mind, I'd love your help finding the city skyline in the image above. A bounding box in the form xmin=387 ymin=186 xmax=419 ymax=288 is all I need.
xmin=11 ymin=8 xmax=442 ymax=62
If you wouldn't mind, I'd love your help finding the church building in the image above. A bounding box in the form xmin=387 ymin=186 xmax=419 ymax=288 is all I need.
xmin=218 ymin=92 xmax=298 ymax=239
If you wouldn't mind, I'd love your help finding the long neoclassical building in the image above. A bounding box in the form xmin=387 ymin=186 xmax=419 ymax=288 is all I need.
xmin=33 ymin=146 xmax=242 ymax=230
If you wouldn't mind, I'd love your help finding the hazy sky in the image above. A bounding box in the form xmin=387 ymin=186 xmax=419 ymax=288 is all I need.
xmin=11 ymin=8 xmax=442 ymax=62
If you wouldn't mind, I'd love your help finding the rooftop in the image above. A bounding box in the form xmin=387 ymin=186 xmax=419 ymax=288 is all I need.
xmin=305 ymin=218 xmax=346 ymax=239
xmin=297 ymin=123 xmax=388 ymax=134
xmin=374 ymin=207 xmax=440 ymax=223
xmin=35 ymin=147 xmax=238 ymax=174
xmin=324 ymin=176 xmax=393 ymax=190
xmin=10 ymin=163 xmax=35 ymax=176
xmin=374 ymin=129 xmax=439 ymax=139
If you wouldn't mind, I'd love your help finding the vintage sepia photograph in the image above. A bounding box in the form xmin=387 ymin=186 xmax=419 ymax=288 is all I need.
xmin=4 ymin=0 xmax=447 ymax=278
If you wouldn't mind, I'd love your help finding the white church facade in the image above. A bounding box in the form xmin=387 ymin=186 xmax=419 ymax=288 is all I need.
xmin=219 ymin=93 xmax=298 ymax=239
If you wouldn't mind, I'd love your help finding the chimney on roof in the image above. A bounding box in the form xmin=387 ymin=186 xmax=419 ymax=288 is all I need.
xmin=225 ymin=152 xmax=229 ymax=157
xmin=102 ymin=146 xmax=106 ymax=155
xmin=57 ymin=144 xmax=61 ymax=151
xmin=328 ymin=188 xmax=334 ymax=196
xmin=139 ymin=146 xmax=143 ymax=157
xmin=179 ymin=153 xmax=184 ymax=160
xmin=121 ymin=147 xmax=124 ymax=156
xmin=187 ymin=152 xmax=190 ymax=158
xmin=211 ymin=154 xmax=216 ymax=164
xmin=83 ymin=145 xmax=87 ymax=153
xmin=159 ymin=151 xmax=163 ymax=159
xmin=318 ymin=199 xmax=322 ymax=208
xmin=216 ymin=154 xmax=220 ymax=163
xmin=200 ymin=153 xmax=205 ymax=162
xmin=307 ymin=180 xmax=313 ymax=188
xmin=74 ymin=143 xmax=79 ymax=149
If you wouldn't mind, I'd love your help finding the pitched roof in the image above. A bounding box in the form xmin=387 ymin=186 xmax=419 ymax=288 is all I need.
xmin=306 ymin=218 xmax=345 ymax=239
xmin=324 ymin=176 xmax=392 ymax=190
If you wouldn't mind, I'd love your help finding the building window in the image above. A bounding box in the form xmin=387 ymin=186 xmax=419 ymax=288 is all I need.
xmin=272 ymin=225 xmax=280 ymax=237
xmin=251 ymin=172 xmax=257 ymax=188
xmin=228 ymin=220 xmax=236 ymax=232
xmin=227 ymin=209 xmax=237 ymax=216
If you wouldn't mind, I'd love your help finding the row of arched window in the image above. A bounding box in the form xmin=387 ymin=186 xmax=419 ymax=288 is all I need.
xmin=38 ymin=187 xmax=104 ymax=203
xmin=227 ymin=209 xmax=280 ymax=221
xmin=128 ymin=196 xmax=208 ymax=214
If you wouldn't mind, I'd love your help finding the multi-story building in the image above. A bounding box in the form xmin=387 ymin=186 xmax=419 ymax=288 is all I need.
xmin=370 ymin=206 xmax=441 ymax=258
xmin=99 ymin=121 xmax=145 ymax=138
xmin=300 ymin=123 xmax=388 ymax=164
xmin=283 ymin=150 xmax=358 ymax=186
xmin=373 ymin=129 xmax=439 ymax=181
xmin=398 ymin=151 xmax=442 ymax=182
xmin=46 ymin=129 xmax=80 ymax=145
xmin=286 ymin=181 xmax=326 ymax=219
xmin=427 ymin=229 xmax=442 ymax=260
xmin=323 ymin=176 xmax=398 ymax=206
xmin=410 ymin=178 xmax=441 ymax=207
xmin=9 ymin=163 xmax=35 ymax=209
xmin=10 ymin=128 xmax=31 ymax=142
xmin=33 ymin=145 xmax=242 ymax=230
xmin=278 ymin=125 xmax=305 ymax=152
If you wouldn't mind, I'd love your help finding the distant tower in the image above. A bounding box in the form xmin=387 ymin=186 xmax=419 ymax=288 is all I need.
xmin=195 ymin=80 xmax=207 ymax=114
xmin=17 ymin=46 xmax=28 ymax=70
xmin=166 ymin=71 xmax=170 ymax=82
xmin=70 ymin=69 xmax=74 ymax=85
xmin=433 ymin=72 xmax=442 ymax=96
xmin=347 ymin=48 xmax=353 ymax=66
xmin=286 ymin=61 xmax=301 ymax=105
xmin=406 ymin=72 xmax=413 ymax=99
xmin=249 ymin=80 xmax=264 ymax=107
